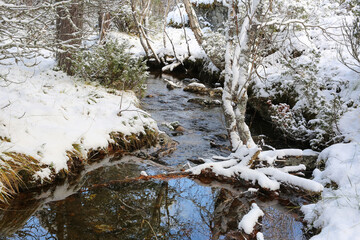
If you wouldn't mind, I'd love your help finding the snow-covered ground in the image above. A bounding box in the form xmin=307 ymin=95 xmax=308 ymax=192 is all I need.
xmin=302 ymin=142 xmax=360 ymax=239
xmin=0 ymin=58 xmax=158 ymax=180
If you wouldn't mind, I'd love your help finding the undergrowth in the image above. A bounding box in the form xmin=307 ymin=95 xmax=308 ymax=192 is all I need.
xmin=72 ymin=40 xmax=148 ymax=94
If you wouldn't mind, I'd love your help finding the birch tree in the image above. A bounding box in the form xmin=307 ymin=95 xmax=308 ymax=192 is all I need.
xmin=183 ymin=0 xmax=260 ymax=150
xmin=222 ymin=0 xmax=260 ymax=150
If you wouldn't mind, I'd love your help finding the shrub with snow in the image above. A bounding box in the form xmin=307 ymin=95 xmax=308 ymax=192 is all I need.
xmin=72 ymin=40 xmax=148 ymax=93
xmin=251 ymin=0 xmax=355 ymax=150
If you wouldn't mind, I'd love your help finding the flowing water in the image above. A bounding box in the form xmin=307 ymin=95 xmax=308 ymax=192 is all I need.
xmin=0 ymin=73 xmax=309 ymax=240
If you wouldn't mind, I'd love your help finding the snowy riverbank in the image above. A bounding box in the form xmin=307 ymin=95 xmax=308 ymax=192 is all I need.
xmin=0 ymin=58 xmax=158 ymax=199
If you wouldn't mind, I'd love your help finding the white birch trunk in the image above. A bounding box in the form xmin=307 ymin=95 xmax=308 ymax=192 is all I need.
xmin=222 ymin=0 xmax=259 ymax=151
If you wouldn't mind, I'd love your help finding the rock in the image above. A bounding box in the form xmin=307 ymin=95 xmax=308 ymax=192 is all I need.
xmin=162 ymin=121 xmax=181 ymax=130
xmin=188 ymin=98 xmax=207 ymax=106
xmin=209 ymin=88 xmax=223 ymax=98
xmin=171 ymin=132 xmax=184 ymax=136
xmin=210 ymin=140 xmax=231 ymax=151
xmin=174 ymin=125 xmax=186 ymax=132
xmin=194 ymin=2 xmax=228 ymax=31
xmin=188 ymin=98 xmax=222 ymax=107
xmin=170 ymin=121 xmax=180 ymax=129
xmin=215 ymin=133 xmax=228 ymax=141
xmin=183 ymin=84 xmax=208 ymax=95
xmin=166 ymin=83 xmax=175 ymax=90
xmin=158 ymin=132 xmax=174 ymax=145
xmin=149 ymin=132 xmax=178 ymax=159
xmin=146 ymin=94 xmax=154 ymax=98
xmin=164 ymin=78 xmax=182 ymax=90
xmin=187 ymin=158 xmax=206 ymax=164
xmin=184 ymin=84 xmax=223 ymax=98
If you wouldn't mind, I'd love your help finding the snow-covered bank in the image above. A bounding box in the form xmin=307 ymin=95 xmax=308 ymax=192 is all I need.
xmin=300 ymin=104 xmax=360 ymax=239
xmin=0 ymin=59 xmax=158 ymax=200
xmin=111 ymin=28 xmax=205 ymax=60
xmin=110 ymin=27 xmax=218 ymax=73
xmin=302 ymin=143 xmax=360 ymax=239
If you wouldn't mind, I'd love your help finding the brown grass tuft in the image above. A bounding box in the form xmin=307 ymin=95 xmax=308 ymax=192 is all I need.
xmin=0 ymin=152 xmax=45 ymax=203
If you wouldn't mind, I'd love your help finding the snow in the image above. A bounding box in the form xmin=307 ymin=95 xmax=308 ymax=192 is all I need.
xmin=189 ymin=146 xmax=322 ymax=192
xmin=279 ymin=164 xmax=306 ymax=173
xmin=258 ymin=167 xmax=323 ymax=192
xmin=0 ymin=58 xmax=158 ymax=177
xmin=166 ymin=3 xmax=188 ymax=26
xmin=302 ymin=143 xmax=360 ymax=240
xmin=187 ymin=82 xmax=206 ymax=88
xmin=140 ymin=171 xmax=148 ymax=176
xmin=238 ymin=203 xmax=264 ymax=234
xmin=258 ymin=149 xmax=318 ymax=165
xmin=339 ymin=108 xmax=360 ymax=142
xmin=190 ymin=0 xmax=215 ymax=5
xmin=256 ymin=232 xmax=264 ymax=240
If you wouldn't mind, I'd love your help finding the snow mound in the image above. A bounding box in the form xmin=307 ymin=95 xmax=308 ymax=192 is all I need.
xmin=339 ymin=108 xmax=360 ymax=142
xmin=302 ymin=143 xmax=360 ymax=240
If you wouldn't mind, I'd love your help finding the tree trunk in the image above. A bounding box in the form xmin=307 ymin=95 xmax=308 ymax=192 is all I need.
xmin=222 ymin=0 xmax=258 ymax=151
xmin=56 ymin=0 xmax=84 ymax=75
xmin=182 ymin=0 xmax=223 ymax=70
xmin=182 ymin=0 xmax=203 ymax=45
xmin=182 ymin=0 xmax=259 ymax=151
xmin=99 ymin=12 xmax=111 ymax=44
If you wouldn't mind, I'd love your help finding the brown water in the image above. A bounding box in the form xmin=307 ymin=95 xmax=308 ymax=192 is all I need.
xmin=0 ymin=73 xmax=308 ymax=240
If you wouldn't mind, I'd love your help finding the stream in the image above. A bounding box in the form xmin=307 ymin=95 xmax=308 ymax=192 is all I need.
xmin=0 ymin=73 xmax=309 ymax=240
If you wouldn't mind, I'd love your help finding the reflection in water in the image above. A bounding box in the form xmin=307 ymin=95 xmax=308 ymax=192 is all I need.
xmin=0 ymin=162 xmax=306 ymax=240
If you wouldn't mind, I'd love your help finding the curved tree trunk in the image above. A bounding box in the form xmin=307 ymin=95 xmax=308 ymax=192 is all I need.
xmin=182 ymin=0 xmax=224 ymax=70
xmin=182 ymin=0 xmax=203 ymax=45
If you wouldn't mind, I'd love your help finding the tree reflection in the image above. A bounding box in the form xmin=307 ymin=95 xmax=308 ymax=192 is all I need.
xmin=0 ymin=162 xmax=307 ymax=240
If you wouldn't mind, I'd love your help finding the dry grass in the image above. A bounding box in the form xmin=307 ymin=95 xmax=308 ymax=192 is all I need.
xmin=0 ymin=152 xmax=44 ymax=203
